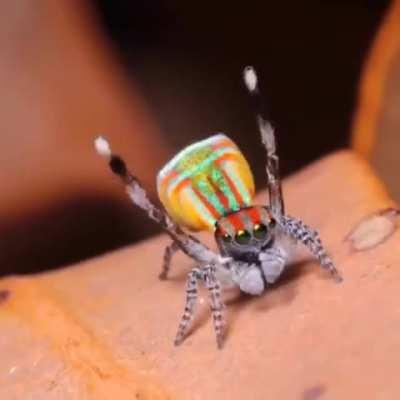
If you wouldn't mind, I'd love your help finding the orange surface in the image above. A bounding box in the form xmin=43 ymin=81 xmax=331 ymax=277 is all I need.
xmin=1 ymin=151 xmax=399 ymax=399
xmin=352 ymin=0 xmax=400 ymax=158
xmin=0 ymin=0 xmax=170 ymax=220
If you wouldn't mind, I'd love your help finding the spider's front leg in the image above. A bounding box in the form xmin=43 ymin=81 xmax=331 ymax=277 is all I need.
xmin=175 ymin=264 xmax=226 ymax=348
xmin=94 ymin=137 xmax=224 ymax=268
xmin=244 ymin=67 xmax=342 ymax=283
xmin=279 ymin=215 xmax=342 ymax=282
xmin=244 ymin=66 xmax=284 ymax=217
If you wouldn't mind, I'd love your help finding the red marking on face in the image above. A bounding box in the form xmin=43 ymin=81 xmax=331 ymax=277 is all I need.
xmin=225 ymin=212 xmax=245 ymax=232
xmin=215 ymin=224 xmax=226 ymax=237
xmin=245 ymin=207 xmax=261 ymax=225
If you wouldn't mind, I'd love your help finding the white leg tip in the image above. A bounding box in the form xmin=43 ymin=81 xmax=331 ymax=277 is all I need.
xmin=243 ymin=65 xmax=258 ymax=93
xmin=94 ymin=136 xmax=111 ymax=157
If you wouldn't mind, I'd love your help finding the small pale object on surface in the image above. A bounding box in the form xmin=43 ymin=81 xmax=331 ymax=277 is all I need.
xmin=346 ymin=208 xmax=399 ymax=251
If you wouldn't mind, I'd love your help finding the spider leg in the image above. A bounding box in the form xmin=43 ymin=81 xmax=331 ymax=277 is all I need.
xmin=174 ymin=267 xmax=201 ymax=346
xmin=94 ymin=137 xmax=226 ymax=266
xmin=175 ymin=265 xmax=226 ymax=348
xmin=279 ymin=215 xmax=343 ymax=282
xmin=203 ymin=265 xmax=225 ymax=349
xmin=258 ymin=119 xmax=284 ymax=216
xmin=243 ymin=66 xmax=284 ymax=216
xmin=159 ymin=241 xmax=180 ymax=280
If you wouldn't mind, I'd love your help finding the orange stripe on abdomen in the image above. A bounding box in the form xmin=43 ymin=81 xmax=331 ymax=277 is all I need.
xmin=214 ymin=154 xmax=246 ymax=205
xmin=211 ymin=138 xmax=235 ymax=151
xmin=191 ymin=186 xmax=222 ymax=221
xmin=219 ymin=167 xmax=245 ymax=206
xmin=172 ymin=177 xmax=191 ymax=195
xmin=160 ymin=169 xmax=179 ymax=188
xmin=207 ymin=176 xmax=230 ymax=211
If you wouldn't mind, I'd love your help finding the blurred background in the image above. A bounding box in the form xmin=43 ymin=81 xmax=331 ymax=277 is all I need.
xmin=0 ymin=0 xmax=397 ymax=276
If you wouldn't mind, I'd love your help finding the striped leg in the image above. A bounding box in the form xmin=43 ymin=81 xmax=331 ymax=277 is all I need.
xmin=259 ymin=120 xmax=284 ymax=216
xmin=94 ymin=137 xmax=222 ymax=266
xmin=159 ymin=241 xmax=180 ymax=280
xmin=280 ymin=215 xmax=343 ymax=282
xmin=243 ymin=66 xmax=284 ymax=216
xmin=174 ymin=267 xmax=201 ymax=346
xmin=203 ymin=266 xmax=226 ymax=349
xmin=174 ymin=265 xmax=226 ymax=348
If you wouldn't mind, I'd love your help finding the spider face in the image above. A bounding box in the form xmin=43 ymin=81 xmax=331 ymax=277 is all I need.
xmin=215 ymin=206 xmax=276 ymax=264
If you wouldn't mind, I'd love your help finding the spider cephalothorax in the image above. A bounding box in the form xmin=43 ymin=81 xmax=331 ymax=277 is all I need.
xmin=95 ymin=66 xmax=342 ymax=348
xmin=214 ymin=206 xmax=276 ymax=263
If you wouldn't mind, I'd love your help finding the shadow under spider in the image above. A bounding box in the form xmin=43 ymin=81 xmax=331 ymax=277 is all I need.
xmin=168 ymin=260 xmax=318 ymax=344
xmin=222 ymin=261 xmax=313 ymax=343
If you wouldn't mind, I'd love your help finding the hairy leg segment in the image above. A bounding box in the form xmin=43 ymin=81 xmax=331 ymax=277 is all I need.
xmin=175 ymin=264 xmax=225 ymax=348
xmin=244 ymin=66 xmax=342 ymax=283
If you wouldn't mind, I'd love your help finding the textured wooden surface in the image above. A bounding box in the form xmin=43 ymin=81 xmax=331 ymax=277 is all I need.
xmin=1 ymin=151 xmax=399 ymax=399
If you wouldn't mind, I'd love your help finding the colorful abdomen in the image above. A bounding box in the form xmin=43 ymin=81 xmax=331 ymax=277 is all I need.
xmin=157 ymin=134 xmax=255 ymax=231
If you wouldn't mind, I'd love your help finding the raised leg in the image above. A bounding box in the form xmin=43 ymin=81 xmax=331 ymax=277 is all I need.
xmin=258 ymin=119 xmax=284 ymax=216
xmin=174 ymin=265 xmax=226 ymax=348
xmin=243 ymin=66 xmax=284 ymax=216
xmin=279 ymin=215 xmax=342 ymax=282
xmin=159 ymin=241 xmax=180 ymax=280
xmin=94 ymin=137 xmax=225 ymax=266
xmin=243 ymin=68 xmax=341 ymax=283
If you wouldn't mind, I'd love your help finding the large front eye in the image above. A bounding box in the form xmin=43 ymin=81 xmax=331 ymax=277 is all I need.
xmin=235 ymin=229 xmax=251 ymax=245
xmin=253 ymin=223 xmax=268 ymax=240
xmin=222 ymin=233 xmax=232 ymax=243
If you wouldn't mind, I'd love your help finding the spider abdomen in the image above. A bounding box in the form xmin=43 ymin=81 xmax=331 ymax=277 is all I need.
xmin=157 ymin=134 xmax=255 ymax=231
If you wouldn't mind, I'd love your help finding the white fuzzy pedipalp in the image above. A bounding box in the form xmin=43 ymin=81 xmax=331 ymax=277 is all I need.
xmin=238 ymin=266 xmax=264 ymax=295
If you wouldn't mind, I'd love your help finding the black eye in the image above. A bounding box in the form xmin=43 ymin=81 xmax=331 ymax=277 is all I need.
xmin=253 ymin=223 xmax=268 ymax=239
xmin=222 ymin=233 xmax=232 ymax=243
xmin=235 ymin=229 xmax=251 ymax=245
